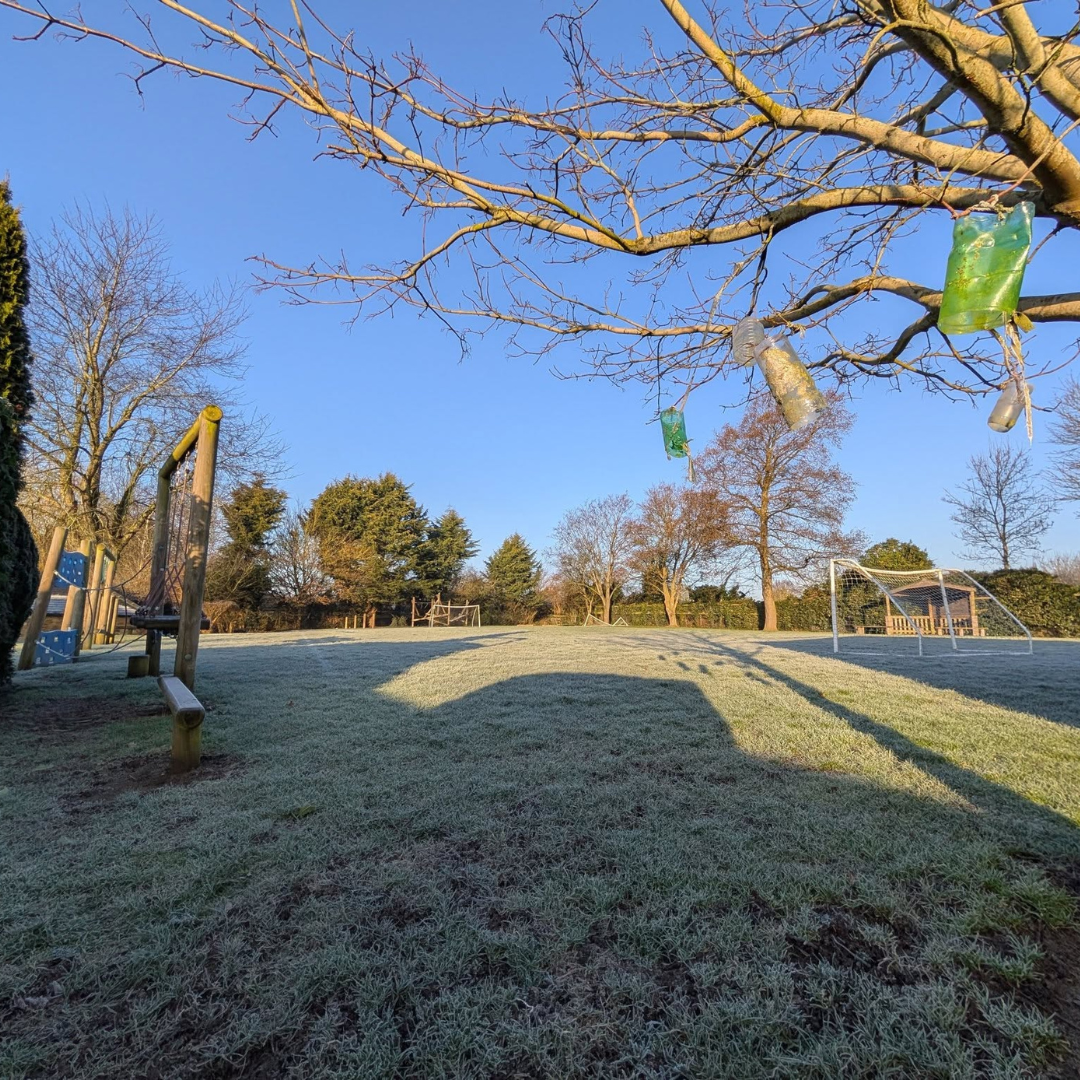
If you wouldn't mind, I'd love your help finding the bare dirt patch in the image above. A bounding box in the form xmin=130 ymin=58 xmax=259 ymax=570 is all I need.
xmin=64 ymin=751 xmax=242 ymax=811
xmin=3 ymin=694 xmax=168 ymax=742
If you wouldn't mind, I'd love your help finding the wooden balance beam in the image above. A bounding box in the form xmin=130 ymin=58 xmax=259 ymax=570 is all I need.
xmin=159 ymin=675 xmax=206 ymax=772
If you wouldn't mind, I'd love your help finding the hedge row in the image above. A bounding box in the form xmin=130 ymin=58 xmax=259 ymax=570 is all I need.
xmin=611 ymin=600 xmax=760 ymax=630
xmin=969 ymin=569 xmax=1080 ymax=639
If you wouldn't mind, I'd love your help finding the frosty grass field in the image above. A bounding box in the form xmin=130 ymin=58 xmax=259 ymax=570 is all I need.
xmin=3 ymin=626 xmax=1080 ymax=1079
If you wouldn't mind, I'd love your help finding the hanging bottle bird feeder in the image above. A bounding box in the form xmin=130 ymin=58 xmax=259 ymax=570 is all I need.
xmin=731 ymin=317 xmax=765 ymax=366
xmin=660 ymin=406 xmax=689 ymax=458
xmin=756 ymin=332 xmax=827 ymax=431
xmin=987 ymin=379 xmax=1031 ymax=434
xmin=938 ymin=202 xmax=1034 ymax=336
xmin=660 ymin=406 xmax=695 ymax=480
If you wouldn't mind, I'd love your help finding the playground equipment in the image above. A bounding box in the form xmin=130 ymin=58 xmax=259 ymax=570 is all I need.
xmin=412 ymin=598 xmax=481 ymax=627
xmin=129 ymin=405 xmax=222 ymax=771
xmin=17 ymin=528 xmax=120 ymax=670
xmin=583 ymin=613 xmax=629 ymax=626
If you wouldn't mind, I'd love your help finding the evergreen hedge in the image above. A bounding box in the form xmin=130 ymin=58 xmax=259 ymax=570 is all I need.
xmin=969 ymin=569 xmax=1080 ymax=639
xmin=0 ymin=183 xmax=38 ymax=683
xmin=612 ymin=600 xmax=759 ymax=629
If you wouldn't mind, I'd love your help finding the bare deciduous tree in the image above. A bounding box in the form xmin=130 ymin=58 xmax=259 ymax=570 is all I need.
xmin=943 ymin=444 xmax=1056 ymax=569
xmin=697 ymin=395 xmax=864 ymax=631
xmin=3 ymin=2 xmax=1079 ymax=400
xmin=268 ymin=509 xmax=330 ymax=615
xmin=20 ymin=204 xmax=282 ymax=559
xmin=552 ymin=494 xmax=635 ymax=625
xmin=1050 ymin=377 xmax=1080 ymax=506
xmin=1041 ymin=552 xmax=1080 ymax=585
xmin=630 ymin=482 xmax=733 ymax=626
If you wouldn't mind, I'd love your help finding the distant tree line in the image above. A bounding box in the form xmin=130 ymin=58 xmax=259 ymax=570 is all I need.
xmin=203 ymin=472 xmax=546 ymax=629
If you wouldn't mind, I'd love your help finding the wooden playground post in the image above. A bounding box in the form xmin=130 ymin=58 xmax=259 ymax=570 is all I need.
xmin=18 ymin=525 xmax=68 ymax=671
xmin=82 ymin=543 xmax=107 ymax=652
xmin=61 ymin=537 xmax=85 ymax=630
xmin=174 ymin=406 xmax=222 ymax=692
xmin=107 ymin=594 xmax=120 ymax=641
xmin=160 ymin=675 xmax=205 ymax=772
xmin=94 ymin=560 xmax=116 ymax=644
xmin=64 ymin=539 xmax=92 ymax=656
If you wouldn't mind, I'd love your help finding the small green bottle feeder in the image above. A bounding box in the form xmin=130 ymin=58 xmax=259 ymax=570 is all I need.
xmin=660 ymin=406 xmax=694 ymax=480
xmin=938 ymin=202 xmax=1034 ymax=336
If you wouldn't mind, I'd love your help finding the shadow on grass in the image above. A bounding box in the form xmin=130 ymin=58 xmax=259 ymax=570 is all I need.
xmin=5 ymin=637 xmax=1080 ymax=1077
xmin=677 ymin=633 xmax=1079 ymax=854
xmin=752 ymin=632 xmax=1080 ymax=728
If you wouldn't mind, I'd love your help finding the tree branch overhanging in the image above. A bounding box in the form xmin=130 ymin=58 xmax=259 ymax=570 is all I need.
xmin=4 ymin=0 xmax=1080 ymax=398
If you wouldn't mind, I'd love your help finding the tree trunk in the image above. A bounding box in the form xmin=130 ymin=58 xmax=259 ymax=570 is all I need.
xmin=761 ymin=559 xmax=777 ymax=631
xmin=662 ymin=584 xmax=679 ymax=627
xmin=602 ymin=592 xmax=613 ymax=624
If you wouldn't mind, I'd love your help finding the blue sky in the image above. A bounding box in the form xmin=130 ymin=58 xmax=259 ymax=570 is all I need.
xmin=2 ymin=1 xmax=1078 ymax=587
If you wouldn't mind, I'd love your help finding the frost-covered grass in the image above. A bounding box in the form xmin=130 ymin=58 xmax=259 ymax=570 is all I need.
xmin=3 ymin=627 xmax=1080 ymax=1078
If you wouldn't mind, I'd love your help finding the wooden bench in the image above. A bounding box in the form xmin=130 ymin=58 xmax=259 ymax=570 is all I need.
xmin=158 ymin=675 xmax=206 ymax=772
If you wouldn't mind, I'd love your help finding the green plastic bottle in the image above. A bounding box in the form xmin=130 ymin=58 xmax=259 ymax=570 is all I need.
xmin=938 ymin=202 xmax=1034 ymax=336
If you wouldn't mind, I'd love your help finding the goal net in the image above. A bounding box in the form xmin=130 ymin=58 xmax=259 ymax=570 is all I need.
xmin=829 ymin=560 xmax=1032 ymax=656
xmin=583 ymin=613 xmax=629 ymax=626
xmin=424 ymin=602 xmax=481 ymax=627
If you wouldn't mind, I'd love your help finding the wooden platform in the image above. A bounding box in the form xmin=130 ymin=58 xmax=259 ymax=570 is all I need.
xmin=130 ymin=614 xmax=211 ymax=632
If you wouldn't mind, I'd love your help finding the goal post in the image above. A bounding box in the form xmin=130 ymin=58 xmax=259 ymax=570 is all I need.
xmin=829 ymin=559 xmax=1033 ymax=656
xmin=418 ymin=601 xmax=481 ymax=628
xmin=583 ymin=614 xmax=629 ymax=626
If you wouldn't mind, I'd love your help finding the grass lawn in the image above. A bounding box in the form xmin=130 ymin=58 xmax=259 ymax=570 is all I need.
xmin=3 ymin=627 xmax=1080 ymax=1078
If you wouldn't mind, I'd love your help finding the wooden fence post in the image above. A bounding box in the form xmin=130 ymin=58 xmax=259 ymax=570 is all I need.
xmin=17 ymin=525 xmax=68 ymax=671
xmin=174 ymin=406 xmax=222 ymax=691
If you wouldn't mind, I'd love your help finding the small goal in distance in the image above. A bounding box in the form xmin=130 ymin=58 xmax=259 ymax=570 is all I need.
xmin=829 ymin=559 xmax=1032 ymax=656
xmin=422 ymin=601 xmax=481 ymax=628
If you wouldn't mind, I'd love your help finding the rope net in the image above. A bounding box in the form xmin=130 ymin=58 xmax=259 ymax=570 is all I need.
xmin=425 ymin=602 xmax=481 ymax=627
xmin=134 ymin=450 xmax=198 ymax=631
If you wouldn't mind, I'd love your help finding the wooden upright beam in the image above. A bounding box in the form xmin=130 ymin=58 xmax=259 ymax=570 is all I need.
xmin=18 ymin=525 xmax=68 ymax=671
xmin=67 ymin=539 xmax=92 ymax=658
xmin=174 ymin=406 xmax=222 ymax=692
xmin=82 ymin=543 xmax=106 ymax=652
xmin=94 ymin=559 xmax=116 ymax=645
xmin=60 ymin=537 xmax=85 ymax=631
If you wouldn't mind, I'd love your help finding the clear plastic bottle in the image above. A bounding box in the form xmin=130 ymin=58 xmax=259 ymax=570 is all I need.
xmin=756 ymin=333 xmax=827 ymax=430
xmin=987 ymin=380 xmax=1029 ymax=433
xmin=731 ymin=317 xmax=765 ymax=367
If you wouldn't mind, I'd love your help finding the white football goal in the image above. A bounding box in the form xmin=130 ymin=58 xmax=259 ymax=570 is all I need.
xmin=583 ymin=613 xmax=629 ymax=627
xmin=829 ymin=560 xmax=1032 ymax=656
xmin=420 ymin=601 xmax=481 ymax=628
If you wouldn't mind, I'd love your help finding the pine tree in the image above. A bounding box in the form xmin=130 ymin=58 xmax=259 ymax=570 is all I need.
xmin=0 ymin=182 xmax=39 ymax=683
xmin=307 ymin=473 xmax=428 ymax=616
xmin=205 ymin=476 xmax=287 ymax=611
xmin=485 ymin=533 xmax=542 ymax=621
xmin=416 ymin=508 xmax=478 ymax=598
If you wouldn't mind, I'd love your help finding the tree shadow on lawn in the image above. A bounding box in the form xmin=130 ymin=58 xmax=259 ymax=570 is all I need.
xmin=746 ymin=632 xmax=1080 ymax=728
xmin=6 ymin=658 xmax=1080 ymax=1077
xmin=678 ymin=635 xmax=1080 ymax=851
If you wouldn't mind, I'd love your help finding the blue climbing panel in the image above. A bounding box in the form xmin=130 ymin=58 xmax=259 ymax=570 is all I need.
xmin=34 ymin=630 xmax=78 ymax=666
xmin=54 ymin=551 xmax=88 ymax=591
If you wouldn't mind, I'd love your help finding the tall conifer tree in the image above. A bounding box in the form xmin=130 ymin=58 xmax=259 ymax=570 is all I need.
xmin=0 ymin=182 xmax=39 ymax=682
